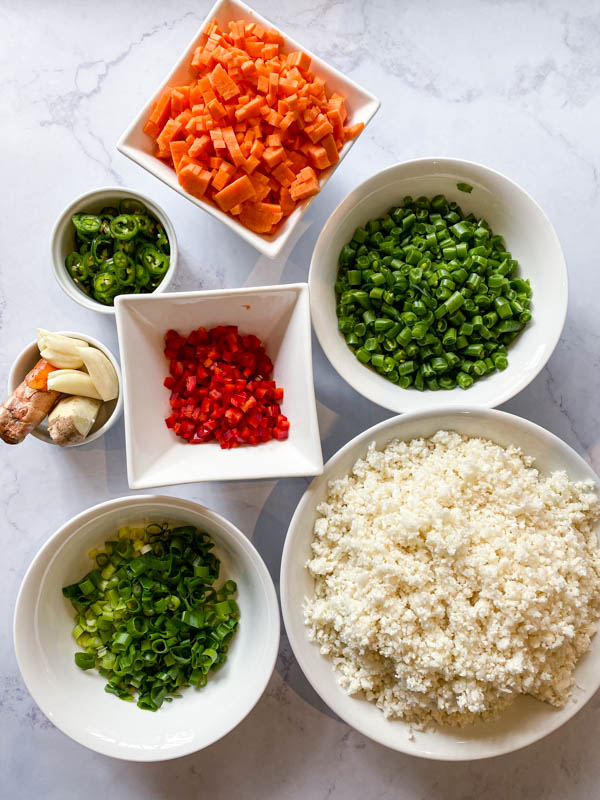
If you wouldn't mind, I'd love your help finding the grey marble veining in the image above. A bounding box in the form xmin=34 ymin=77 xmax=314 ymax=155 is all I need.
xmin=1 ymin=0 xmax=600 ymax=797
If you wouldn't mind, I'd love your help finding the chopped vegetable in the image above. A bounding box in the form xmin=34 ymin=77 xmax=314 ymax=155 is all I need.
xmin=143 ymin=18 xmax=366 ymax=235
xmin=164 ymin=325 xmax=290 ymax=447
xmin=62 ymin=522 xmax=240 ymax=711
xmin=64 ymin=198 xmax=170 ymax=306
xmin=335 ymin=194 xmax=532 ymax=390
xmin=457 ymin=182 xmax=473 ymax=193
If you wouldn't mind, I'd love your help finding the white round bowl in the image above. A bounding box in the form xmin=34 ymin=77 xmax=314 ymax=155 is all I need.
xmin=14 ymin=494 xmax=280 ymax=761
xmin=309 ymin=159 xmax=568 ymax=412
xmin=7 ymin=330 xmax=123 ymax=447
xmin=280 ymin=407 xmax=600 ymax=761
xmin=51 ymin=186 xmax=178 ymax=315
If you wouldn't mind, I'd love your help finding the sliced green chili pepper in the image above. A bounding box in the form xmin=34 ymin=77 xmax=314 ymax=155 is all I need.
xmin=110 ymin=214 xmax=139 ymax=240
xmin=72 ymin=213 xmax=102 ymax=236
xmin=68 ymin=198 xmax=169 ymax=304
xmin=135 ymin=263 xmax=150 ymax=287
xmin=94 ymin=272 xmax=119 ymax=295
xmin=139 ymin=244 xmax=169 ymax=277
xmin=133 ymin=213 xmax=153 ymax=234
xmin=91 ymin=236 xmax=113 ymax=266
xmin=119 ymin=198 xmax=146 ymax=215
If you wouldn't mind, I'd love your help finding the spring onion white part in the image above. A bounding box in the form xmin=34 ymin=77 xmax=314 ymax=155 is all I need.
xmin=62 ymin=522 xmax=240 ymax=711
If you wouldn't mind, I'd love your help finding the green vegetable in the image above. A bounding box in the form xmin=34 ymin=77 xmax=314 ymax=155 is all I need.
xmin=67 ymin=198 xmax=170 ymax=305
xmin=335 ymin=195 xmax=532 ymax=391
xmin=457 ymin=182 xmax=473 ymax=193
xmin=63 ymin=523 xmax=239 ymax=712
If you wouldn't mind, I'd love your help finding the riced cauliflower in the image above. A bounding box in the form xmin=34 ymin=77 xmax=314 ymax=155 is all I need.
xmin=303 ymin=431 xmax=600 ymax=728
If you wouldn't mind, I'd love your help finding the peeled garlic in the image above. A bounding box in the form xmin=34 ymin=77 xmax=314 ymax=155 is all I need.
xmin=39 ymin=346 xmax=84 ymax=369
xmin=77 ymin=347 xmax=119 ymax=401
xmin=47 ymin=369 xmax=102 ymax=400
xmin=37 ymin=329 xmax=88 ymax=355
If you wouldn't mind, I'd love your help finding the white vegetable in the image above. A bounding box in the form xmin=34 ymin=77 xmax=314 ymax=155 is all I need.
xmin=46 ymin=370 xmax=102 ymax=400
xmin=77 ymin=347 xmax=119 ymax=401
xmin=37 ymin=329 xmax=88 ymax=356
xmin=39 ymin=346 xmax=84 ymax=369
xmin=48 ymin=396 xmax=102 ymax=446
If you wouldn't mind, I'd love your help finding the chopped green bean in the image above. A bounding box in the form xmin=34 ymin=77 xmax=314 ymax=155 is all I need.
xmin=336 ymin=195 xmax=532 ymax=389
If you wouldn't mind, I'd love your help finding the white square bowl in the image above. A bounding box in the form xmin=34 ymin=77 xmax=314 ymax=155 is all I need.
xmin=116 ymin=0 xmax=380 ymax=258
xmin=115 ymin=283 xmax=323 ymax=488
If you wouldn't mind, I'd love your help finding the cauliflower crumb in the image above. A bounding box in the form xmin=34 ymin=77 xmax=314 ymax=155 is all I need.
xmin=303 ymin=431 xmax=600 ymax=728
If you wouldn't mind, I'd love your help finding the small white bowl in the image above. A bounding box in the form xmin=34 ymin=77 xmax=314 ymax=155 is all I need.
xmin=13 ymin=494 xmax=280 ymax=761
xmin=281 ymin=407 xmax=600 ymax=761
xmin=309 ymin=158 xmax=568 ymax=412
xmin=117 ymin=0 xmax=380 ymax=259
xmin=7 ymin=331 xmax=123 ymax=447
xmin=115 ymin=284 xmax=323 ymax=489
xmin=51 ymin=186 xmax=178 ymax=316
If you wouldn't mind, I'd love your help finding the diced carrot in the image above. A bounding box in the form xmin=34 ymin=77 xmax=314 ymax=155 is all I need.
xmin=235 ymin=95 xmax=265 ymax=121
xmin=178 ymin=163 xmax=213 ymax=199
xmin=171 ymin=89 xmax=187 ymax=116
xmin=250 ymin=138 xmax=265 ymax=159
xmin=305 ymin=115 xmax=333 ymax=143
xmin=239 ymin=201 xmax=283 ymax=233
xmin=222 ymin=126 xmax=246 ymax=167
xmin=207 ymin=97 xmax=227 ymax=119
xmin=289 ymin=175 xmax=320 ymax=202
xmin=262 ymin=146 xmax=285 ymax=169
xmin=188 ymin=134 xmax=211 ymax=159
xmin=280 ymin=186 xmax=295 ymax=215
xmin=156 ymin=118 xmax=183 ymax=157
xmin=287 ymin=51 xmax=311 ymax=71
xmin=343 ymin=122 xmax=365 ymax=140
xmin=144 ymin=90 xmax=172 ymax=139
xmin=307 ymin=145 xmax=330 ymax=170
xmin=214 ymin=174 xmax=256 ymax=212
xmin=170 ymin=140 xmax=189 ymax=172
xmin=320 ymin=133 xmax=339 ymax=166
xmin=271 ymin=161 xmax=296 ymax=187
xmin=144 ymin=17 xmax=366 ymax=235
xmin=210 ymin=62 xmax=241 ymax=101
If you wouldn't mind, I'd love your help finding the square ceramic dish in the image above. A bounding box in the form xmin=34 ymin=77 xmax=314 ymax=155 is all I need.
xmin=116 ymin=0 xmax=380 ymax=258
xmin=115 ymin=284 xmax=323 ymax=488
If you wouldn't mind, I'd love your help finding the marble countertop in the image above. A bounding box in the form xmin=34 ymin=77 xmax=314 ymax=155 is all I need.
xmin=2 ymin=0 xmax=600 ymax=796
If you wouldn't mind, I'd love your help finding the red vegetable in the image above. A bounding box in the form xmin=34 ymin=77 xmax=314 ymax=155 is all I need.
xmin=163 ymin=325 xmax=290 ymax=449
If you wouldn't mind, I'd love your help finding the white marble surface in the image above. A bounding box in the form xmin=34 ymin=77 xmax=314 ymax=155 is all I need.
xmin=2 ymin=0 xmax=600 ymax=796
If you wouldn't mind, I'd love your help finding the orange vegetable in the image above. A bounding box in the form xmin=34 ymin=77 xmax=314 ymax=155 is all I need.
xmin=170 ymin=140 xmax=190 ymax=172
xmin=144 ymin=17 xmax=366 ymax=235
xmin=178 ymin=163 xmax=213 ymax=199
xmin=26 ymin=359 xmax=59 ymax=392
xmin=214 ymin=174 xmax=256 ymax=212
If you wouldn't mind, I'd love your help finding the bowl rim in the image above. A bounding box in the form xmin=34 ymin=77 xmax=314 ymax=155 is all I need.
xmin=7 ymin=330 xmax=123 ymax=447
xmin=308 ymin=156 xmax=569 ymax=412
xmin=13 ymin=493 xmax=280 ymax=761
xmin=114 ymin=282 xmax=324 ymax=488
xmin=116 ymin=0 xmax=380 ymax=259
xmin=50 ymin=185 xmax=178 ymax=316
xmin=280 ymin=405 xmax=600 ymax=761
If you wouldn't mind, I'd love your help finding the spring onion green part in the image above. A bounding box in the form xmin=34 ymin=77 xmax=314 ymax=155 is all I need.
xmin=335 ymin=195 xmax=532 ymax=390
xmin=63 ymin=522 xmax=239 ymax=711
xmin=456 ymin=182 xmax=473 ymax=193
